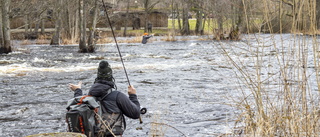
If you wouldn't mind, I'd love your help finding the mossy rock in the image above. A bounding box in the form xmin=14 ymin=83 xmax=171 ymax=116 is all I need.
xmin=25 ymin=132 xmax=86 ymax=137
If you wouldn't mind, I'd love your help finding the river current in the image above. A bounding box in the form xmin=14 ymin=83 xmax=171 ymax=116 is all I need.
xmin=1 ymin=34 xmax=319 ymax=137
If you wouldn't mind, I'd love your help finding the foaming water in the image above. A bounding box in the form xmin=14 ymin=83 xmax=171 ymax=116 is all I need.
xmin=0 ymin=63 xmax=97 ymax=76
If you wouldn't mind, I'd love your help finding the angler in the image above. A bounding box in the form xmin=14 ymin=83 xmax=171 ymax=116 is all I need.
xmin=141 ymin=33 xmax=153 ymax=44
xmin=68 ymin=60 xmax=141 ymax=137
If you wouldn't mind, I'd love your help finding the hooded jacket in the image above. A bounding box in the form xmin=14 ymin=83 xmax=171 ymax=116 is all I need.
xmin=73 ymin=80 xmax=140 ymax=136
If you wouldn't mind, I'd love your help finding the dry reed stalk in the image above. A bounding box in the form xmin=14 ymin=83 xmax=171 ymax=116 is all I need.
xmin=97 ymin=37 xmax=113 ymax=44
xmin=118 ymin=36 xmax=142 ymax=43
xmin=149 ymin=114 xmax=165 ymax=137
xmin=61 ymin=38 xmax=77 ymax=45
xmin=20 ymin=40 xmax=32 ymax=45
xmin=220 ymin=0 xmax=320 ymax=136
xmin=161 ymin=33 xmax=177 ymax=42
xmin=35 ymin=39 xmax=50 ymax=44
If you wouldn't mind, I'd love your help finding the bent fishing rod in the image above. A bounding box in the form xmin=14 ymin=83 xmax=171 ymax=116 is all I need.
xmin=101 ymin=0 xmax=131 ymax=86
xmin=101 ymin=0 xmax=147 ymax=123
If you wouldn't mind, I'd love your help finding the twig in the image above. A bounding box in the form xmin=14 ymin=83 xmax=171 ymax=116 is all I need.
xmin=150 ymin=122 xmax=188 ymax=137
xmin=94 ymin=111 xmax=116 ymax=137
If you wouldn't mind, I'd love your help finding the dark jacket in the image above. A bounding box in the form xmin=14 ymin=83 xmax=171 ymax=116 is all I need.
xmin=73 ymin=80 xmax=140 ymax=135
xmin=142 ymin=35 xmax=152 ymax=44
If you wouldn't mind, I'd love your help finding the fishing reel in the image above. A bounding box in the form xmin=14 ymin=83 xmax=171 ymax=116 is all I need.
xmin=139 ymin=107 xmax=147 ymax=124
xmin=140 ymin=107 xmax=147 ymax=114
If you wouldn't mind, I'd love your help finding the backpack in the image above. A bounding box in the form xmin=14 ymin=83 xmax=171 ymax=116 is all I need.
xmin=66 ymin=95 xmax=103 ymax=137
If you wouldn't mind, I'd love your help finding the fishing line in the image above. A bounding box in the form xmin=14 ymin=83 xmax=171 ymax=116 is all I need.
xmin=102 ymin=0 xmax=131 ymax=86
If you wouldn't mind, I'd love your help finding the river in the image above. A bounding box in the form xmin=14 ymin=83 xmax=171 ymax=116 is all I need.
xmin=1 ymin=34 xmax=319 ymax=137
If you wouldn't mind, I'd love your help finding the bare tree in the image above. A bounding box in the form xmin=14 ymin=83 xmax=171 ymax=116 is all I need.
xmin=12 ymin=0 xmax=52 ymax=39
xmin=180 ymin=0 xmax=190 ymax=35
xmin=87 ymin=0 xmax=99 ymax=52
xmin=142 ymin=0 xmax=160 ymax=33
xmin=194 ymin=0 xmax=204 ymax=35
xmin=0 ymin=3 xmax=3 ymax=48
xmin=170 ymin=0 xmax=177 ymax=37
xmin=123 ymin=0 xmax=130 ymax=36
xmin=50 ymin=0 xmax=63 ymax=45
xmin=62 ymin=0 xmax=79 ymax=44
xmin=79 ymin=0 xmax=88 ymax=52
xmin=0 ymin=0 xmax=12 ymax=54
xmin=316 ymin=0 xmax=320 ymax=29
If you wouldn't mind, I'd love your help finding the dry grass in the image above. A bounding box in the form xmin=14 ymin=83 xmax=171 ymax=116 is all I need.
xmin=220 ymin=1 xmax=320 ymax=136
xmin=20 ymin=40 xmax=32 ymax=45
xmin=222 ymin=36 xmax=320 ymax=136
xmin=96 ymin=37 xmax=114 ymax=44
xmin=61 ymin=39 xmax=75 ymax=45
xmin=118 ymin=36 xmax=142 ymax=43
xmin=161 ymin=32 xmax=177 ymax=42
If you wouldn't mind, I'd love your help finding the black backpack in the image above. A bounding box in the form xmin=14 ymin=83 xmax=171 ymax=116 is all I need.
xmin=66 ymin=90 xmax=115 ymax=136
xmin=66 ymin=95 xmax=101 ymax=137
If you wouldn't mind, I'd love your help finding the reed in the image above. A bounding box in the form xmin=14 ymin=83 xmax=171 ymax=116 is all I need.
xmin=221 ymin=0 xmax=320 ymax=136
xmin=35 ymin=34 xmax=50 ymax=44
xmin=20 ymin=39 xmax=32 ymax=45
xmin=161 ymin=32 xmax=177 ymax=42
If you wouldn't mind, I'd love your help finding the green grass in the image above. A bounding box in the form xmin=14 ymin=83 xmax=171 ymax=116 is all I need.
xmin=112 ymin=18 xmax=248 ymax=36
xmin=168 ymin=19 xmax=235 ymax=33
xmin=168 ymin=19 xmax=215 ymax=31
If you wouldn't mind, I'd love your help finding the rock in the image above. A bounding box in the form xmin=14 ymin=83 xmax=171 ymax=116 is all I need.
xmin=25 ymin=132 xmax=86 ymax=137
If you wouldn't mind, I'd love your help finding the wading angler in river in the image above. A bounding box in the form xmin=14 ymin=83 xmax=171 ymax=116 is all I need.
xmin=67 ymin=60 xmax=141 ymax=137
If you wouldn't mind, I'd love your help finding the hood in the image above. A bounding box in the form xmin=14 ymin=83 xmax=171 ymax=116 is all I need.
xmin=88 ymin=80 xmax=114 ymax=97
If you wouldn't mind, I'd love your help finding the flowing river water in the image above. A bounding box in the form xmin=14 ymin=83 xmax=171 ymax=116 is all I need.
xmin=1 ymin=34 xmax=319 ymax=137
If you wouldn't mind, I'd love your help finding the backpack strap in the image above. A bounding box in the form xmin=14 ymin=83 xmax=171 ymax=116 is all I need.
xmin=77 ymin=95 xmax=91 ymax=105
xmin=98 ymin=88 xmax=112 ymax=113
xmin=100 ymin=88 xmax=112 ymax=101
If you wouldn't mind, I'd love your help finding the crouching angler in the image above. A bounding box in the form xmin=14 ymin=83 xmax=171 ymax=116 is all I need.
xmin=69 ymin=60 xmax=141 ymax=137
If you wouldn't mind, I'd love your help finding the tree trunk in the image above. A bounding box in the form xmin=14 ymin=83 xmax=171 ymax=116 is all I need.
xmin=33 ymin=11 xmax=40 ymax=37
xmin=181 ymin=5 xmax=190 ymax=35
xmin=87 ymin=0 xmax=98 ymax=52
xmin=61 ymin=0 xmax=70 ymax=40
xmin=143 ymin=0 xmax=149 ymax=33
xmin=74 ymin=6 xmax=79 ymax=43
xmin=176 ymin=3 xmax=181 ymax=31
xmin=194 ymin=0 xmax=204 ymax=35
xmin=142 ymin=0 xmax=160 ymax=33
xmin=0 ymin=0 xmax=11 ymax=54
xmin=236 ymin=0 xmax=244 ymax=28
xmin=317 ymin=0 xmax=320 ymax=29
xmin=64 ymin=0 xmax=79 ymax=44
xmin=123 ymin=0 xmax=130 ymax=36
xmin=170 ymin=0 xmax=176 ymax=38
xmin=41 ymin=18 xmax=45 ymax=35
xmin=24 ymin=14 xmax=29 ymax=36
xmin=0 ymin=4 xmax=3 ymax=47
xmin=79 ymin=0 xmax=87 ymax=52
xmin=50 ymin=0 xmax=62 ymax=46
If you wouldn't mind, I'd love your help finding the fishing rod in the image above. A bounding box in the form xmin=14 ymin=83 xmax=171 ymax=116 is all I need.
xmin=101 ymin=0 xmax=131 ymax=86
xmin=101 ymin=0 xmax=147 ymax=124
